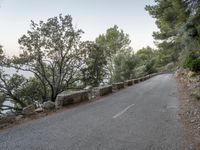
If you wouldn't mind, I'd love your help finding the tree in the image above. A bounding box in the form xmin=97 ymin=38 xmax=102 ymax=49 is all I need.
xmin=136 ymin=46 xmax=155 ymax=65
xmin=113 ymin=49 xmax=137 ymax=82
xmin=80 ymin=41 xmax=107 ymax=87
xmin=96 ymin=25 xmax=132 ymax=82
xmin=0 ymin=43 xmax=47 ymax=113
xmin=0 ymin=72 xmax=46 ymax=113
xmin=10 ymin=14 xmax=85 ymax=102
xmin=135 ymin=46 xmax=157 ymax=76
xmin=146 ymin=0 xmax=200 ymax=72
xmin=96 ymin=25 xmax=131 ymax=57
xmin=0 ymin=73 xmax=27 ymax=112
xmin=145 ymin=0 xmax=189 ymax=63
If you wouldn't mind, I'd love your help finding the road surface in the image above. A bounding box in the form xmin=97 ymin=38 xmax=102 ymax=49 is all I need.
xmin=0 ymin=74 xmax=195 ymax=150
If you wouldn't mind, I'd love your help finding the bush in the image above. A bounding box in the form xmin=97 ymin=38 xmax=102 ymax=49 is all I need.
xmin=144 ymin=60 xmax=157 ymax=74
xmin=190 ymin=59 xmax=200 ymax=72
xmin=135 ymin=65 xmax=146 ymax=77
xmin=183 ymin=56 xmax=200 ymax=72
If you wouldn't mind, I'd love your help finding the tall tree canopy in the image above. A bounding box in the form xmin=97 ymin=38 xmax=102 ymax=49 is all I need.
xmin=80 ymin=41 xmax=107 ymax=87
xmin=96 ymin=25 xmax=133 ymax=82
xmin=146 ymin=0 xmax=200 ymax=71
xmin=11 ymin=14 xmax=85 ymax=102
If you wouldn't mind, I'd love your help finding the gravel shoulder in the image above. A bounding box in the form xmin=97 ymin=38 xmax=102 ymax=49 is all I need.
xmin=176 ymin=77 xmax=200 ymax=149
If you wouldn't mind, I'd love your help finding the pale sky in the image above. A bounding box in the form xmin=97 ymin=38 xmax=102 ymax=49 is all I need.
xmin=0 ymin=0 xmax=158 ymax=56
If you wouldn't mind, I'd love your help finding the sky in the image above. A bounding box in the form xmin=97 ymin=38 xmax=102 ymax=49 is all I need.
xmin=0 ymin=0 xmax=158 ymax=56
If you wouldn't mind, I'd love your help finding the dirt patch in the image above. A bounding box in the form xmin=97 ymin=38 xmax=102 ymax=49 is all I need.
xmin=175 ymin=77 xmax=200 ymax=149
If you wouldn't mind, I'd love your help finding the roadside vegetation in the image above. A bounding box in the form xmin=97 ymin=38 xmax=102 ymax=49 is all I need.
xmin=146 ymin=0 xmax=200 ymax=72
xmin=0 ymin=0 xmax=199 ymax=115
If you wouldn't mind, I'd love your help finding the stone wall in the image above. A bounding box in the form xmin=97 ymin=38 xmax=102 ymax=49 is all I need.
xmin=56 ymin=90 xmax=89 ymax=108
xmin=98 ymin=85 xmax=113 ymax=96
xmin=125 ymin=80 xmax=133 ymax=86
xmin=112 ymin=82 xmax=125 ymax=90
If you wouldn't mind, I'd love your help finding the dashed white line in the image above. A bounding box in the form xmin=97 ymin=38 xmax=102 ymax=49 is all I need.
xmin=113 ymin=104 xmax=135 ymax=119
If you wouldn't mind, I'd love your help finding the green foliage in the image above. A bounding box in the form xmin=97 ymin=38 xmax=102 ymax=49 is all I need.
xmin=144 ymin=60 xmax=157 ymax=74
xmin=96 ymin=25 xmax=131 ymax=57
xmin=80 ymin=41 xmax=107 ymax=87
xmin=136 ymin=46 xmax=155 ymax=65
xmin=0 ymin=73 xmax=27 ymax=111
xmin=18 ymin=77 xmax=46 ymax=104
xmin=113 ymin=49 xmax=137 ymax=82
xmin=135 ymin=65 xmax=146 ymax=78
xmin=135 ymin=46 xmax=157 ymax=75
xmin=182 ymin=54 xmax=200 ymax=72
xmin=146 ymin=0 xmax=200 ymax=72
xmin=136 ymin=46 xmax=154 ymax=64
xmin=12 ymin=14 xmax=85 ymax=102
xmin=96 ymin=25 xmax=132 ymax=82
xmin=158 ymin=62 xmax=177 ymax=72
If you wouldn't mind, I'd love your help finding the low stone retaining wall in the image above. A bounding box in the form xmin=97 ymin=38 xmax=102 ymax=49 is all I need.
xmin=144 ymin=75 xmax=150 ymax=80
xmin=56 ymin=90 xmax=89 ymax=108
xmin=97 ymin=85 xmax=113 ymax=96
xmin=125 ymin=80 xmax=133 ymax=86
xmin=112 ymin=82 xmax=125 ymax=90
xmin=133 ymin=79 xmax=139 ymax=84
xmin=138 ymin=78 xmax=144 ymax=82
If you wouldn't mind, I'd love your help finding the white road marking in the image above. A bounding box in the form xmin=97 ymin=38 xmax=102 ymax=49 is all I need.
xmin=113 ymin=104 xmax=135 ymax=119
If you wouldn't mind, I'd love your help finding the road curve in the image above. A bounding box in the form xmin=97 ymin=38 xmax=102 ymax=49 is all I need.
xmin=0 ymin=74 xmax=195 ymax=150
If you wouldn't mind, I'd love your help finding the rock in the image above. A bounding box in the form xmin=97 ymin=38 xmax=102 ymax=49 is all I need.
xmin=174 ymin=71 xmax=179 ymax=78
xmin=42 ymin=101 xmax=55 ymax=110
xmin=22 ymin=104 xmax=35 ymax=115
xmin=188 ymin=71 xmax=196 ymax=78
xmin=35 ymin=107 xmax=43 ymax=113
xmin=189 ymin=76 xmax=200 ymax=83
xmin=175 ymin=68 xmax=189 ymax=78
xmin=190 ymin=87 xmax=200 ymax=101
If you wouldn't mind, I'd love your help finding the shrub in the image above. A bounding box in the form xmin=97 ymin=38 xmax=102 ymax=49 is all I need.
xmin=189 ymin=59 xmax=200 ymax=72
xmin=183 ymin=56 xmax=200 ymax=72
xmin=135 ymin=65 xmax=146 ymax=78
xmin=144 ymin=60 xmax=157 ymax=74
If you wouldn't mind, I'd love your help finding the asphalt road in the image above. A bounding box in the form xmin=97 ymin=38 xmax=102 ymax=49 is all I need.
xmin=0 ymin=74 xmax=195 ymax=150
